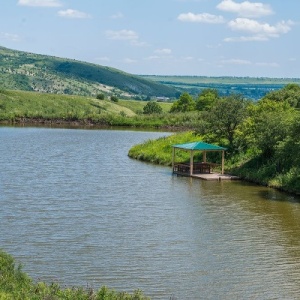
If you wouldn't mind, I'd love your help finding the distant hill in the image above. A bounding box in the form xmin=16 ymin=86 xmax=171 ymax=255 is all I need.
xmin=0 ymin=46 xmax=178 ymax=98
xmin=141 ymin=75 xmax=300 ymax=100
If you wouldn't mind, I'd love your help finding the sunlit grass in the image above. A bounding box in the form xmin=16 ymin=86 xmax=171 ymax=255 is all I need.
xmin=0 ymin=250 xmax=150 ymax=300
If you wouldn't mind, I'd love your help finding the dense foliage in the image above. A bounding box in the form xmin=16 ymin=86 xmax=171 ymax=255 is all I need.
xmin=130 ymin=84 xmax=300 ymax=194
xmin=0 ymin=250 xmax=149 ymax=300
xmin=170 ymin=92 xmax=195 ymax=112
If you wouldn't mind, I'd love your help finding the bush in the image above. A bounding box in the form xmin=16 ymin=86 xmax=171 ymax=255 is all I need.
xmin=143 ymin=101 xmax=162 ymax=114
xmin=110 ymin=95 xmax=119 ymax=102
xmin=96 ymin=93 xmax=105 ymax=100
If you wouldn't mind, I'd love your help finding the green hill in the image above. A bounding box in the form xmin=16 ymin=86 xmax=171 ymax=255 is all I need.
xmin=0 ymin=46 xmax=178 ymax=98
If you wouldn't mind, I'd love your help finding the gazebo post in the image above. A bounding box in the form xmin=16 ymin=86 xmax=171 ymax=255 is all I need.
xmin=172 ymin=147 xmax=176 ymax=173
xmin=203 ymin=151 xmax=207 ymax=163
xmin=221 ymin=150 xmax=225 ymax=175
xmin=190 ymin=150 xmax=194 ymax=176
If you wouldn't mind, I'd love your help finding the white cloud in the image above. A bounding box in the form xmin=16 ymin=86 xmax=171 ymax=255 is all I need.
xmin=105 ymin=29 xmax=146 ymax=46
xmin=58 ymin=9 xmax=91 ymax=19
xmin=154 ymin=48 xmax=172 ymax=55
xmin=227 ymin=18 xmax=293 ymax=40
xmin=96 ymin=57 xmax=110 ymax=62
xmin=0 ymin=32 xmax=21 ymax=42
xmin=255 ymin=62 xmax=279 ymax=67
xmin=224 ymin=35 xmax=268 ymax=42
xmin=182 ymin=56 xmax=194 ymax=61
xmin=217 ymin=0 xmax=273 ymax=18
xmin=145 ymin=56 xmax=160 ymax=60
xmin=178 ymin=12 xmax=225 ymax=24
xmin=111 ymin=12 xmax=124 ymax=19
xmin=105 ymin=29 xmax=138 ymax=41
xmin=123 ymin=58 xmax=137 ymax=64
xmin=18 ymin=0 xmax=62 ymax=7
xmin=221 ymin=58 xmax=251 ymax=65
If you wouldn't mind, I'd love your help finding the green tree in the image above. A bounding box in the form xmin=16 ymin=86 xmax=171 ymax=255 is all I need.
xmin=203 ymin=94 xmax=249 ymax=150
xmin=243 ymin=99 xmax=295 ymax=157
xmin=143 ymin=101 xmax=163 ymax=114
xmin=262 ymin=83 xmax=300 ymax=108
xmin=170 ymin=92 xmax=195 ymax=113
xmin=195 ymin=88 xmax=219 ymax=111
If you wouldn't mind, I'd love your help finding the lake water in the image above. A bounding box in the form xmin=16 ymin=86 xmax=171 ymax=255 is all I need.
xmin=1 ymin=127 xmax=300 ymax=299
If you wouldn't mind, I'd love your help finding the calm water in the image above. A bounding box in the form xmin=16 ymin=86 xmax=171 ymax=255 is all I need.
xmin=1 ymin=127 xmax=300 ymax=299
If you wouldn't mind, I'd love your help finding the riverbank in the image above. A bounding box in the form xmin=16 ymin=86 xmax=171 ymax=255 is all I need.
xmin=128 ymin=131 xmax=300 ymax=196
xmin=0 ymin=250 xmax=149 ymax=300
xmin=0 ymin=88 xmax=209 ymax=130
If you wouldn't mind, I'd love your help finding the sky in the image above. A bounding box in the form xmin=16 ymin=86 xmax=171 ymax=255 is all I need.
xmin=1 ymin=0 xmax=300 ymax=77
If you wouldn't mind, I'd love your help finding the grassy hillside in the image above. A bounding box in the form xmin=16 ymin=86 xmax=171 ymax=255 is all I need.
xmin=0 ymin=89 xmax=199 ymax=129
xmin=0 ymin=89 xmax=136 ymax=121
xmin=0 ymin=46 xmax=178 ymax=98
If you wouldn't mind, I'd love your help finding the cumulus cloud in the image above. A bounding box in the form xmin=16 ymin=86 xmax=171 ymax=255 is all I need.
xmin=255 ymin=62 xmax=279 ymax=67
xmin=224 ymin=35 xmax=268 ymax=42
xmin=18 ymin=0 xmax=62 ymax=7
xmin=105 ymin=29 xmax=146 ymax=46
xmin=154 ymin=48 xmax=172 ymax=55
xmin=145 ymin=56 xmax=160 ymax=60
xmin=227 ymin=18 xmax=293 ymax=40
xmin=178 ymin=12 xmax=225 ymax=24
xmin=221 ymin=58 xmax=251 ymax=65
xmin=123 ymin=58 xmax=137 ymax=64
xmin=0 ymin=32 xmax=21 ymax=42
xmin=105 ymin=29 xmax=139 ymax=41
xmin=96 ymin=57 xmax=110 ymax=62
xmin=217 ymin=0 xmax=273 ymax=18
xmin=111 ymin=12 xmax=124 ymax=19
xmin=57 ymin=9 xmax=91 ymax=19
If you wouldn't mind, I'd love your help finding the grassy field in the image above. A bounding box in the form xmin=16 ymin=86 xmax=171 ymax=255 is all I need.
xmin=118 ymin=99 xmax=172 ymax=114
xmin=142 ymin=75 xmax=300 ymax=85
xmin=0 ymin=89 xmax=199 ymax=129
xmin=143 ymin=75 xmax=300 ymax=100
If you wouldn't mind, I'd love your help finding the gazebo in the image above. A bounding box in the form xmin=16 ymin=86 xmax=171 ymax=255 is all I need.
xmin=172 ymin=141 xmax=227 ymax=176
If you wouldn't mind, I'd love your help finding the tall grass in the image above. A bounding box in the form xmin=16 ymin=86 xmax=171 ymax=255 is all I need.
xmin=0 ymin=250 xmax=150 ymax=300
xmin=128 ymin=131 xmax=201 ymax=165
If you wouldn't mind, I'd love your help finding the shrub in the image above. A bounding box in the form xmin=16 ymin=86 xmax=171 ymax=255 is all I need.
xmin=143 ymin=101 xmax=162 ymax=114
xmin=110 ymin=95 xmax=119 ymax=102
xmin=96 ymin=93 xmax=105 ymax=100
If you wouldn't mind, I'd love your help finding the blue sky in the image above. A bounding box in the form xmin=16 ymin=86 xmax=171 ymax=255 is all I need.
xmin=1 ymin=0 xmax=299 ymax=77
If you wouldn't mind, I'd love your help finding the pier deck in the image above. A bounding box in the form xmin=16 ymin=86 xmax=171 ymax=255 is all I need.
xmin=190 ymin=173 xmax=240 ymax=181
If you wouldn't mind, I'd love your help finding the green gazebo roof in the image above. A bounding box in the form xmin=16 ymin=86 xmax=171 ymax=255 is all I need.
xmin=173 ymin=141 xmax=227 ymax=151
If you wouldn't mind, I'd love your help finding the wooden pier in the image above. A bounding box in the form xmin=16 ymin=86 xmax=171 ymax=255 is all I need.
xmin=191 ymin=173 xmax=240 ymax=181
xmin=173 ymin=162 xmax=239 ymax=181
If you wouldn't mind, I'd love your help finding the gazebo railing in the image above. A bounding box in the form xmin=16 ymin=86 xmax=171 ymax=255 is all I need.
xmin=173 ymin=162 xmax=220 ymax=175
xmin=173 ymin=163 xmax=190 ymax=174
